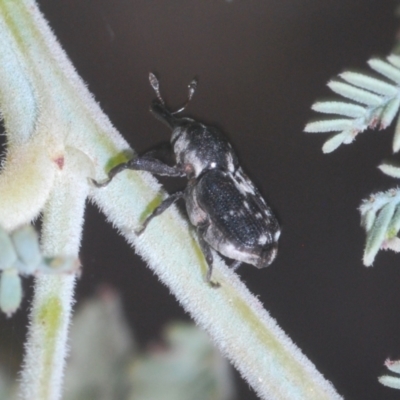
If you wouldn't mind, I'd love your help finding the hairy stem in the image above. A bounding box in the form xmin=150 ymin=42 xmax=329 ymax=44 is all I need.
xmin=0 ymin=1 xmax=343 ymax=399
xmin=19 ymin=148 xmax=90 ymax=400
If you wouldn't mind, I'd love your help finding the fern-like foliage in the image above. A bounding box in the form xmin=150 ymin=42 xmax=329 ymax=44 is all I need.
xmin=305 ymin=54 xmax=400 ymax=153
xmin=305 ymin=54 xmax=400 ymax=266
xmin=305 ymin=8 xmax=400 ymax=390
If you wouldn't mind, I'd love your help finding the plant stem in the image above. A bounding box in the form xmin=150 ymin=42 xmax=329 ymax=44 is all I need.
xmin=0 ymin=1 xmax=343 ymax=399
xmin=19 ymin=148 xmax=90 ymax=400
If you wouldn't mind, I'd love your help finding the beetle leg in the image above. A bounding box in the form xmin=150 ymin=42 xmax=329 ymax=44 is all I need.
xmin=196 ymin=228 xmax=220 ymax=288
xmin=92 ymin=156 xmax=184 ymax=188
xmin=129 ymin=156 xmax=185 ymax=177
xmin=136 ymin=191 xmax=184 ymax=235
xmin=230 ymin=260 xmax=242 ymax=271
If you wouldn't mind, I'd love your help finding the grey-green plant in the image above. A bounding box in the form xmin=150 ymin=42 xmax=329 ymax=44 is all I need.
xmin=0 ymin=224 xmax=76 ymax=316
xmin=304 ymin=54 xmax=400 ymax=266
xmin=0 ymin=290 xmax=236 ymax=400
xmin=0 ymin=1 xmax=343 ymax=399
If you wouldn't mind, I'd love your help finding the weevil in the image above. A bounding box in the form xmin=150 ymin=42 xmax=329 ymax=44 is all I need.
xmin=93 ymin=73 xmax=280 ymax=286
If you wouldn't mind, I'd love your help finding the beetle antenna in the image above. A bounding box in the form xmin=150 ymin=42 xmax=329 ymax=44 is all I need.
xmin=149 ymin=72 xmax=165 ymax=105
xmin=172 ymin=78 xmax=197 ymax=114
xmin=149 ymin=73 xmax=197 ymax=114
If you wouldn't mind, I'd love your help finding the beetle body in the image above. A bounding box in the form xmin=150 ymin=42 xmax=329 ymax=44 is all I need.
xmin=94 ymin=74 xmax=280 ymax=285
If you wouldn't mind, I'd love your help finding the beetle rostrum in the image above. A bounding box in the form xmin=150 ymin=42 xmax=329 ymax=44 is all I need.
xmin=93 ymin=73 xmax=280 ymax=287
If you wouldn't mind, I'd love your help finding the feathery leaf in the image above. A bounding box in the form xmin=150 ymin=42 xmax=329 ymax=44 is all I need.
xmin=379 ymin=359 xmax=400 ymax=390
xmin=387 ymin=54 xmax=400 ymax=69
xmin=379 ymin=375 xmax=400 ymax=390
xmin=393 ymin=112 xmax=400 ymax=152
xmin=368 ymin=58 xmax=400 ymax=84
xmin=381 ymin=97 xmax=400 ymax=128
xmin=322 ymin=132 xmax=349 ymax=153
xmin=378 ymin=162 xmax=400 ymax=178
xmin=363 ymin=201 xmax=396 ymax=266
xmin=360 ymin=209 xmax=376 ymax=232
xmin=339 ymin=72 xmax=398 ymax=97
xmin=311 ymin=101 xmax=366 ymax=118
xmin=386 ymin=204 xmax=400 ymax=239
xmin=327 ymin=81 xmax=384 ymax=106
xmin=304 ymin=119 xmax=354 ymax=133
xmin=306 ymin=53 xmax=400 ymax=153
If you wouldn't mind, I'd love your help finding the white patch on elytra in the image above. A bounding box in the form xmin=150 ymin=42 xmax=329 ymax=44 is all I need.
xmin=264 ymin=208 xmax=272 ymax=217
xmin=226 ymin=153 xmax=235 ymax=172
xmin=256 ymin=213 xmax=263 ymax=219
xmin=232 ymin=169 xmax=256 ymax=196
xmin=258 ymin=235 xmax=268 ymax=245
xmin=216 ymin=242 xmax=258 ymax=266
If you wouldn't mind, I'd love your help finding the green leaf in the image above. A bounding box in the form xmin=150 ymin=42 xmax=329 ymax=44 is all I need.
xmin=11 ymin=225 xmax=41 ymax=272
xmin=386 ymin=204 xmax=400 ymax=238
xmin=304 ymin=119 xmax=353 ymax=133
xmin=0 ymin=269 xmax=22 ymax=316
xmin=322 ymin=132 xmax=348 ymax=153
xmin=387 ymin=54 xmax=400 ymax=69
xmin=385 ymin=359 xmax=400 ymax=374
xmin=393 ymin=113 xmax=400 ymax=153
xmin=64 ymin=290 xmax=135 ymax=400
xmin=0 ymin=226 xmax=17 ymax=271
xmin=339 ymin=72 xmax=397 ymax=97
xmin=129 ymin=323 xmax=234 ymax=400
xmin=368 ymin=59 xmax=400 ymax=84
xmin=378 ymin=375 xmax=400 ymax=390
xmin=311 ymin=101 xmax=366 ymax=118
xmin=381 ymin=97 xmax=400 ymax=129
xmin=360 ymin=209 xmax=376 ymax=232
xmin=378 ymin=162 xmax=400 ymax=178
xmin=363 ymin=202 xmax=396 ymax=266
xmin=327 ymin=81 xmax=384 ymax=106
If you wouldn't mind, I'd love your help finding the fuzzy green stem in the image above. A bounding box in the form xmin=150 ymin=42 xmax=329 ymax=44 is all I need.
xmin=19 ymin=148 xmax=90 ymax=399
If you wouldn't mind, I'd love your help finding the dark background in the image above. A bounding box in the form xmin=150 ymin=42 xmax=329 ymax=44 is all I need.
xmin=2 ymin=1 xmax=400 ymax=399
